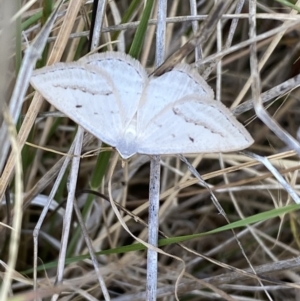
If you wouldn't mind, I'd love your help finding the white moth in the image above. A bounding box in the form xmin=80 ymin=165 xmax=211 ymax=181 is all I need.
xmin=30 ymin=51 xmax=253 ymax=159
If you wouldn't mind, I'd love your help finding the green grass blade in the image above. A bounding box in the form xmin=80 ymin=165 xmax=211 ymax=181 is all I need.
xmin=129 ymin=0 xmax=154 ymax=58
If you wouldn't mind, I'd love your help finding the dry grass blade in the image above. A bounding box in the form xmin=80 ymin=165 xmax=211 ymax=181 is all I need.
xmin=153 ymin=0 xmax=232 ymax=75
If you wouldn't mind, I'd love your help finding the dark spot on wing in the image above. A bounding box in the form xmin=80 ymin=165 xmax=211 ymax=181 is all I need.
xmin=189 ymin=136 xmax=194 ymax=143
xmin=173 ymin=108 xmax=179 ymax=115
xmin=76 ymin=105 xmax=82 ymax=108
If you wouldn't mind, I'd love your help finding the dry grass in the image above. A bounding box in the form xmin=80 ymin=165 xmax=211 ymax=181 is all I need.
xmin=1 ymin=0 xmax=300 ymax=300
